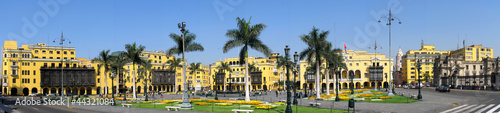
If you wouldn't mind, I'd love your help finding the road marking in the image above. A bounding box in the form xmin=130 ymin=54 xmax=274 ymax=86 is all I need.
xmin=452 ymin=104 xmax=476 ymax=113
xmin=476 ymin=104 xmax=495 ymax=113
xmin=441 ymin=104 xmax=468 ymax=113
xmin=464 ymin=104 xmax=484 ymax=113
xmin=482 ymin=99 xmax=495 ymax=104
xmin=486 ymin=104 xmax=500 ymax=113
xmin=33 ymin=108 xmax=39 ymax=110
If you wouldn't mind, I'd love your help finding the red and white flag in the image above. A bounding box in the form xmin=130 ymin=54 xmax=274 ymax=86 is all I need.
xmin=343 ymin=43 xmax=347 ymax=53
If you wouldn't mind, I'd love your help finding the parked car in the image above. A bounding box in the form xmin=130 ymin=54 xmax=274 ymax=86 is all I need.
xmin=436 ymin=86 xmax=450 ymax=92
xmin=46 ymin=94 xmax=56 ymax=97
xmin=403 ymin=85 xmax=409 ymax=89
xmin=28 ymin=93 xmax=38 ymax=97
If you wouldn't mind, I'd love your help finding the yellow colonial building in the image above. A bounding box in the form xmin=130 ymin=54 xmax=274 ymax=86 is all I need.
xmin=298 ymin=50 xmax=393 ymax=92
xmin=402 ymin=45 xmax=449 ymax=84
xmin=210 ymin=53 xmax=285 ymax=92
xmin=449 ymin=45 xmax=493 ymax=62
xmin=402 ymin=44 xmax=493 ymax=85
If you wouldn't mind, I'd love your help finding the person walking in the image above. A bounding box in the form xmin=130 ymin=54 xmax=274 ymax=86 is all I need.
xmin=275 ymin=90 xmax=278 ymax=97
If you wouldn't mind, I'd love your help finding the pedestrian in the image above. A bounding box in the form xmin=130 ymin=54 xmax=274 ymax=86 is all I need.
xmin=275 ymin=90 xmax=278 ymax=97
xmin=484 ymin=85 xmax=487 ymax=90
xmin=259 ymin=91 xmax=262 ymax=97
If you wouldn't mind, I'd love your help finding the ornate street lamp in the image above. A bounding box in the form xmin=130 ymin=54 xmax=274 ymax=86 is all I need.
xmin=293 ymin=52 xmax=298 ymax=105
xmin=416 ymin=57 xmax=422 ymax=99
xmin=350 ymin=71 xmax=354 ymax=94
xmin=379 ymin=9 xmax=402 ymax=96
xmin=213 ymin=74 xmax=218 ymax=100
xmin=53 ymin=32 xmax=71 ymax=100
xmin=284 ymin=46 xmax=292 ymax=113
xmin=178 ymin=22 xmax=192 ymax=109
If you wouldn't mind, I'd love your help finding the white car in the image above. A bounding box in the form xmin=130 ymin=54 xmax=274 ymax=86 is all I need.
xmin=28 ymin=93 xmax=38 ymax=97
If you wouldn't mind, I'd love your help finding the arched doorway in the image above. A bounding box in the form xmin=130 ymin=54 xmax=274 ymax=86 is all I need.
xmin=43 ymin=88 xmax=49 ymax=95
xmin=363 ymin=82 xmax=369 ymax=88
xmin=356 ymin=82 xmax=361 ymax=89
xmin=80 ymin=88 xmax=85 ymax=95
xmin=378 ymin=82 xmax=382 ymax=88
xmin=321 ymin=83 xmax=326 ymax=90
xmin=87 ymin=87 xmax=92 ymax=95
xmin=263 ymin=85 xmax=268 ymax=91
xmin=51 ymin=88 xmax=56 ymax=94
xmin=72 ymin=87 xmax=78 ymax=95
xmin=371 ymin=82 xmax=376 ymax=88
xmin=23 ymin=88 xmax=29 ymax=96
xmin=349 ymin=83 xmax=354 ymax=89
xmin=137 ymin=86 xmax=141 ymax=93
xmin=32 ymin=88 xmax=38 ymax=94
xmin=96 ymin=87 xmax=101 ymax=94
xmin=309 ymin=83 xmax=314 ymax=90
xmin=153 ymin=86 xmax=157 ymax=92
xmin=329 ymin=83 xmax=334 ymax=90
xmin=149 ymin=86 xmax=153 ymax=92
xmin=11 ymin=88 xmax=18 ymax=95
xmin=342 ymin=83 xmax=348 ymax=89
xmin=384 ymin=82 xmax=388 ymax=88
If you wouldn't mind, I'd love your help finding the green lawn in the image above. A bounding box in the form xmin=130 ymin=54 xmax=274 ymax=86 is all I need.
xmin=317 ymin=92 xmax=419 ymax=103
xmin=119 ymin=102 xmax=347 ymax=113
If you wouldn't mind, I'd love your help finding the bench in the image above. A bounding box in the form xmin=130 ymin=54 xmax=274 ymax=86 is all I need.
xmin=165 ymin=106 xmax=180 ymax=111
xmin=232 ymin=109 xmax=254 ymax=113
xmin=371 ymin=99 xmax=382 ymax=101
xmin=279 ymin=100 xmax=287 ymax=103
xmin=122 ymin=104 xmax=132 ymax=108
xmin=309 ymin=102 xmax=321 ymax=107
xmin=353 ymin=98 xmax=365 ymax=102
xmin=240 ymin=105 xmax=252 ymax=107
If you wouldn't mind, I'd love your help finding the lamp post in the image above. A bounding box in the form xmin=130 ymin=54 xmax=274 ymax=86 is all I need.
xmin=378 ymin=9 xmax=401 ymax=96
xmin=53 ymin=32 xmax=70 ymax=100
xmin=284 ymin=46 xmax=292 ymax=113
xmin=293 ymin=52 xmax=298 ymax=105
xmin=416 ymin=56 xmax=422 ymax=99
xmin=350 ymin=71 xmax=354 ymax=94
xmin=145 ymin=73 xmax=149 ymax=101
xmin=178 ymin=22 xmax=192 ymax=109
xmin=111 ymin=72 xmax=116 ymax=105
xmin=213 ymin=74 xmax=218 ymax=100
xmin=335 ymin=71 xmax=340 ymax=101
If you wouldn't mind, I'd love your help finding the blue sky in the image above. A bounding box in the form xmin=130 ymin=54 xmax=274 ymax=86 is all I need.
xmin=1 ymin=0 xmax=499 ymax=65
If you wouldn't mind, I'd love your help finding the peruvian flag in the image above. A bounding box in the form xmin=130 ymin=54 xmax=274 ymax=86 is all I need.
xmin=344 ymin=43 xmax=347 ymax=52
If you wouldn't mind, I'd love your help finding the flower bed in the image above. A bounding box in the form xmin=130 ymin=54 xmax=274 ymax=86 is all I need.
xmin=127 ymin=101 xmax=136 ymax=103
xmin=359 ymin=94 xmax=372 ymax=97
xmin=273 ymin=102 xmax=286 ymax=105
xmin=215 ymin=103 xmax=233 ymax=106
xmin=206 ymin=100 xmax=233 ymax=103
xmin=231 ymin=100 xmax=262 ymax=105
xmin=141 ymin=101 xmax=153 ymax=103
xmin=252 ymin=105 xmax=276 ymax=109
xmin=195 ymin=102 xmax=211 ymax=106
xmin=373 ymin=92 xmax=383 ymax=94
xmin=158 ymin=100 xmax=174 ymax=103
xmin=189 ymin=99 xmax=205 ymax=102
xmin=379 ymin=96 xmax=391 ymax=99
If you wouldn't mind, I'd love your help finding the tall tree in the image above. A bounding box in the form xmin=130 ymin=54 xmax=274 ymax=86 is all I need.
xmin=277 ymin=56 xmax=292 ymax=90
xmin=92 ymin=50 xmax=112 ymax=96
xmin=325 ymin=46 xmax=346 ymax=96
xmin=188 ymin=62 xmax=204 ymax=91
xmin=299 ymin=27 xmax=331 ymax=99
xmin=167 ymin=30 xmax=204 ymax=93
xmin=167 ymin=58 xmax=183 ymax=92
xmin=110 ymin=52 xmax=129 ymax=101
xmin=124 ymin=42 xmax=146 ymax=99
xmin=138 ymin=59 xmax=153 ymax=100
xmin=223 ymin=17 xmax=272 ymax=102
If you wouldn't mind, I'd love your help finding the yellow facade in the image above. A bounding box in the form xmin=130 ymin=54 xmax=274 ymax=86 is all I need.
xmin=402 ymin=45 xmax=493 ymax=85
xmin=402 ymin=45 xmax=449 ymax=84
xmin=210 ymin=53 xmax=285 ymax=91
xmin=298 ymin=50 xmax=393 ymax=91
xmin=2 ymin=41 xmax=81 ymax=95
xmin=450 ymin=45 xmax=493 ymax=61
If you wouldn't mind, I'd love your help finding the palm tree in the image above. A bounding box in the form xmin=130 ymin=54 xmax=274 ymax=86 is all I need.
xmin=299 ymin=27 xmax=331 ymax=99
xmin=325 ymin=47 xmax=346 ymax=99
xmin=124 ymin=42 xmax=145 ymax=99
xmin=216 ymin=62 xmax=232 ymax=91
xmin=167 ymin=30 xmax=204 ymax=94
xmin=92 ymin=50 xmax=112 ymax=97
xmin=138 ymin=59 xmax=153 ymax=101
xmin=188 ymin=62 xmax=203 ymax=91
xmin=109 ymin=52 xmax=129 ymax=103
xmin=167 ymin=58 xmax=183 ymax=92
xmin=223 ymin=17 xmax=272 ymax=101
